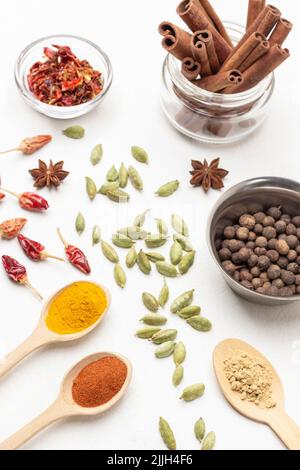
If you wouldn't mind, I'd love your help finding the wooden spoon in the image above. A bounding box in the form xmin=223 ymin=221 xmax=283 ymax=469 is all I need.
xmin=213 ymin=339 xmax=300 ymax=450
xmin=0 ymin=281 xmax=111 ymax=380
xmin=0 ymin=352 xmax=132 ymax=450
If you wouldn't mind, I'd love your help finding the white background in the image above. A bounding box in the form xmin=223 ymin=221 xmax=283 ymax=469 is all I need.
xmin=0 ymin=0 xmax=299 ymax=451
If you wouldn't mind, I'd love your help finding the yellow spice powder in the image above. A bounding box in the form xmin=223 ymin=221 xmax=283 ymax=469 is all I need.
xmin=46 ymin=282 xmax=107 ymax=335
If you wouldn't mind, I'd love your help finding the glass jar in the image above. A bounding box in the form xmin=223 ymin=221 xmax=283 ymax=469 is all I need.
xmin=160 ymin=23 xmax=275 ymax=144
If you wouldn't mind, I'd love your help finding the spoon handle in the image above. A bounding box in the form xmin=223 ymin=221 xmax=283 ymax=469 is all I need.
xmin=269 ymin=411 xmax=300 ymax=450
xmin=0 ymin=400 xmax=68 ymax=450
xmin=0 ymin=327 xmax=50 ymax=380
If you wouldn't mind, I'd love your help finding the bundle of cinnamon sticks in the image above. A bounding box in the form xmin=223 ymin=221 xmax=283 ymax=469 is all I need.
xmin=159 ymin=0 xmax=292 ymax=94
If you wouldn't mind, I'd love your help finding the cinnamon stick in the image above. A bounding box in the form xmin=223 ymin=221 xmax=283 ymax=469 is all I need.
xmin=199 ymin=0 xmax=233 ymax=47
xmin=246 ymin=0 xmax=266 ymax=30
xmin=239 ymin=39 xmax=270 ymax=72
xmin=177 ymin=0 xmax=232 ymax=64
xmin=194 ymin=69 xmax=243 ymax=92
xmin=269 ymin=18 xmax=293 ymax=46
xmin=159 ymin=22 xmax=193 ymax=61
xmin=192 ymin=40 xmax=212 ymax=77
xmin=194 ymin=30 xmax=220 ymax=73
xmin=224 ymin=45 xmax=290 ymax=94
xmin=221 ymin=32 xmax=266 ymax=72
xmin=181 ymin=57 xmax=202 ymax=81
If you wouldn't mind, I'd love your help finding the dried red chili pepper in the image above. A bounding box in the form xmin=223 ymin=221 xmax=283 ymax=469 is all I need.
xmin=57 ymin=228 xmax=91 ymax=274
xmin=0 ymin=218 xmax=27 ymax=240
xmin=1 ymin=255 xmax=43 ymax=300
xmin=0 ymin=135 xmax=52 ymax=156
xmin=27 ymin=45 xmax=103 ymax=107
xmin=17 ymin=234 xmax=65 ymax=262
xmin=0 ymin=186 xmax=49 ymax=212
xmin=0 ymin=193 xmax=6 ymax=201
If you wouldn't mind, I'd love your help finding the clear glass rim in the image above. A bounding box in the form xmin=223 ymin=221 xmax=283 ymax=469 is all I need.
xmin=165 ymin=21 xmax=274 ymax=105
xmin=14 ymin=34 xmax=113 ymax=112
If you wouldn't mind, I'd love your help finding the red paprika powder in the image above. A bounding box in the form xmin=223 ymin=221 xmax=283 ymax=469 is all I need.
xmin=72 ymin=356 xmax=127 ymax=408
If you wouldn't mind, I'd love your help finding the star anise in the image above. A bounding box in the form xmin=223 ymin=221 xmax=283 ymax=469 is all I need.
xmin=190 ymin=158 xmax=229 ymax=193
xmin=29 ymin=160 xmax=69 ymax=189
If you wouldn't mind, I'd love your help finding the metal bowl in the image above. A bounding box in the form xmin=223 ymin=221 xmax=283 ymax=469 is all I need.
xmin=207 ymin=177 xmax=300 ymax=306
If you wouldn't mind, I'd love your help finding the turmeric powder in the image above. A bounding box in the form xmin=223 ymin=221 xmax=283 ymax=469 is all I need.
xmin=46 ymin=281 xmax=108 ymax=335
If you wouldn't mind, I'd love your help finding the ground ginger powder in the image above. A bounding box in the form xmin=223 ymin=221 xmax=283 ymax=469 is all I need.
xmin=46 ymin=282 xmax=107 ymax=335
xmin=224 ymin=351 xmax=276 ymax=409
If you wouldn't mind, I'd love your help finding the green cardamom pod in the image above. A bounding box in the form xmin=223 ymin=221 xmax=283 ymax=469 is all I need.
xmin=128 ymin=166 xmax=143 ymax=191
xmin=131 ymin=146 xmax=149 ymax=164
xmin=155 ymin=180 xmax=180 ymax=197
xmin=101 ymin=240 xmax=119 ymax=263
xmin=119 ymin=163 xmax=128 ymax=188
xmin=156 ymin=261 xmax=178 ymax=278
xmin=152 ymin=329 xmax=178 ymax=345
xmin=92 ymin=225 xmax=101 ymax=246
xmin=173 ymin=342 xmax=186 ymax=366
xmin=146 ymin=252 xmax=166 ymax=263
xmin=75 ymin=212 xmax=85 ymax=235
xmin=155 ymin=341 xmax=176 ymax=358
xmin=170 ymin=241 xmax=183 ymax=266
xmin=90 ymin=144 xmax=103 ymax=166
xmin=136 ymin=326 xmax=161 ymax=339
xmin=106 ymin=165 xmax=119 ymax=182
xmin=107 ymin=189 xmax=130 ymax=203
xmin=63 ymin=125 xmax=85 ymax=139
xmin=158 ymin=278 xmax=169 ymax=308
xmin=126 ymin=247 xmax=137 ymax=268
xmin=140 ymin=314 xmax=167 ymax=326
xmin=117 ymin=226 xmax=148 ymax=241
xmin=133 ymin=209 xmax=150 ymax=227
xmin=201 ymin=432 xmax=216 ymax=451
xmin=171 ymin=214 xmax=189 ymax=237
xmin=173 ymin=234 xmax=194 ymax=252
xmin=98 ymin=181 xmax=119 ymax=195
xmin=159 ymin=417 xmax=176 ymax=451
xmin=178 ymin=306 xmax=201 ymax=319
xmin=172 ymin=365 xmax=184 ymax=387
xmin=187 ymin=316 xmax=212 ymax=332
xmin=194 ymin=418 xmax=206 ymax=443
xmin=145 ymin=234 xmax=168 ymax=249
xmin=155 ymin=219 xmax=168 ymax=237
xmin=142 ymin=292 xmax=160 ymax=312
xmin=114 ymin=264 xmax=126 ymax=289
xmin=170 ymin=290 xmax=195 ymax=314
xmin=180 ymin=383 xmax=205 ymax=402
xmin=85 ymin=177 xmax=97 ymax=200
xmin=179 ymin=251 xmax=196 ymax=275
xmin=112 ymin=234 xmax=135 ymax=249
xmin=137 ymin=250 xmax=152 ymax=274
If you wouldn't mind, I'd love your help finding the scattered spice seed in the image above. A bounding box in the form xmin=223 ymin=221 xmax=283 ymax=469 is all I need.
xmin=145 ymin=234 xmax=168 ymax=249
xmin=171 ymin=214 xmax=189 ymax=237
xmin=119 ymin=163 xmax=128 ymax=188
xmin=106 ymin=165 xmax=119 ymax=182
xmin=173 ymin=342 xmax=186 ymax=366
xmin=114 ymin=264 xmax=126 ymax=289
xmin=107 ymin=188 xmax=130 ymax=203
xmin=159 ymin=418 xmax=176 ymax=451
xmin=0 ymin=186 xmax=49 ymax=212
xmin=170 ymin=241 xmax=183 ymax=266
xmin=155 ymin=341 xmax=176 ymax=358
xmin=155 ymin=180 xmax=180 ymax=197
xmin=140 ymin=314 xmax=168 ymax=326
xmin=190 ymin=158 xmax=229 ymax=193
xmin=92 ymin=225 xmax=101 ymax=246
xmin=1 ymin=255 xmax=43 ymax=300
xmin=85 ymin=177 xmax=97 ymax=200
xmin=152 ymin=329 xmax=178 ymax=345
xmin=173 ymin=234 xmax=194 ymax=252
xmin=133 ymin=209 xmax=150 ymax=227
xmin=0 ymin=218 xmax=27 ymax=240
xmin=57 ymin=228 xmax=91 ymax=274
xmin=142 ymin=292 xmax=160 ymax=312
xmin=172 ymin=365 xmax=184 ymax=387
xmin=158 ymin=278 xmax=169 ymax=308
xmin=156 ymin=261 xmax=178 ymax=278
xmin=17 ymin=234 xmax=65 ymax=262
xmin=0 ymin=135 xmax=52 ymax=156
xmin=155 ymin=218 xmax=168 ymax=237
xmin=201 ymin=432 xmax=216 ymax=451
xmin=194 ymin=418 xmax=206 ymax=443
xmin=136 ymin=326 xmax=161 ymax=339
xmin=146 ymin=252 xmax=166 ymax=263
xmin=137 ymin=250 xmax=152 ymax=274
xmin=128 ymin=166 xmax=143 ymax=191
xmin=131 ymin=146 xmax=149 ymax=164
xmin=29 ymin=160 xmax=69 ymax=189
xmin=170 ymin=290 xmax=195 ymax=314
xmin=63 ymin=126 xmax=85 ymax=139
xmin=90 ymin=144 xmax=103 ymax=166
xmin=180 ymin=383 xmax=205 ymax=402
xmin=98 ymin=181 xmax=119 ymax=195
xmin=187 ymin=316 xmax=212 ymax=332
xmin=178 ymin=306 xmax=201 ymax=319
xmin=101 ymin=240 xmax=119 ymax=263
xmin=117 ymin=226 xmax=148 ymax=241
xmin=112 ymin=234 xmax=135 ymax=249
xmin=75 ymin=212 xmax=86 ymax=235
xmin=126 ymin=246 xmax=137 ymax=268
xmin=178 ymin=251 xmax=196 ymax=275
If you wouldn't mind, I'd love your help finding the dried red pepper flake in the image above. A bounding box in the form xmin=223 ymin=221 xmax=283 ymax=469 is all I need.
xmin=17 ymin=234 xmax=65 ymax=262
xmin=27 ymin=45 xmax=103 ymax=107
xmin=1 ymin=255 xmax=43 ymax=300
xmin=57 ymin=228 xmax=91 ymax=274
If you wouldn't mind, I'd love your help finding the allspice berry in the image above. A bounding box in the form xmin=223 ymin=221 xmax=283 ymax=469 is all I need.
xmin=256 ymin=236 xmax=268 ymax=248
xmin=274 ymin=220 xmax=286 ymax=234
xmin=254 ymin=247 xmax=267 ymax=256
xmin=287 ymin=250 xmax=297 ymax=262
xmin=219 ymin=248 xmax=232 ymax=261
xmin=275 ymin=239 xmax=289 ymax=256
xmin=248 ymin=254 xmax=258 ymax=268
xmin=239 ymin=214 xmax=256 ymax=230
xmin=286 ymin=223 xmax=297 ymax=236
xmin=254 ymin=212 xmax=266 ymax=223
xmin=238 ymin=247 xmax=251 ymax=262
xmin=268 ymin=238 xmax=277 ymax=250
xmin=287 ymin=263 xmax=300 ymax=274
xmin=286 ymin=235 xmax=298 ymax=249
xmin=257 ymin=256 xmax=271 ymax=271
xmin=224 ymin=226 xmax=236 ymax=239
xmin=281 ymin=270 xmax=296 ymax=286
xmin=281 ymin=214 xmax=291 ymax=223
xmin=267 ymin=264 xmax=281 ymax=280
xmin=262 ymin=226 xmax=276 ymax=240
xmin=254 ymin=223 xmax=264 ymax=234
xmin=267 ymin=207 xmax=282 ymax=220
xmin=227 ymin=240 xmax=244 ymax=253
xmin=277 ymin=257 xmax=288 ymax=269
xmin=262 ymin=216 xmax=275 ymax=227
xmin=267 ymin=250 xmax=279 ymax=263
xmin=236 ymin=227 xmax=250 ymax=241
xmin=292 ymin=216 xmax=300 ymax=227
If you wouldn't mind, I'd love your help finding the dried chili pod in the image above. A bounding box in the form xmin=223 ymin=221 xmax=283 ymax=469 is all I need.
xmin=57 ymin=228 xmax=91 ymax=274
xmin=0 ymin=135 xmax=52 ymax=156
xmin=0 ymin=193 xmax=6 ymax=201
xmin=18 ymin=234 xmax=65 ymax=262
xmin=1 ymin=255 xmax=43 ymax=300
xmin=0 ymin=186 xmax=49 ymax=212
xmin=0 ymin=218 xmax=27 ymax=240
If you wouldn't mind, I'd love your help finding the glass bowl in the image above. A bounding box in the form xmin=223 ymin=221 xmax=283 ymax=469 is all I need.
xmin=15 ymin=34 xmax=113 ymax=119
